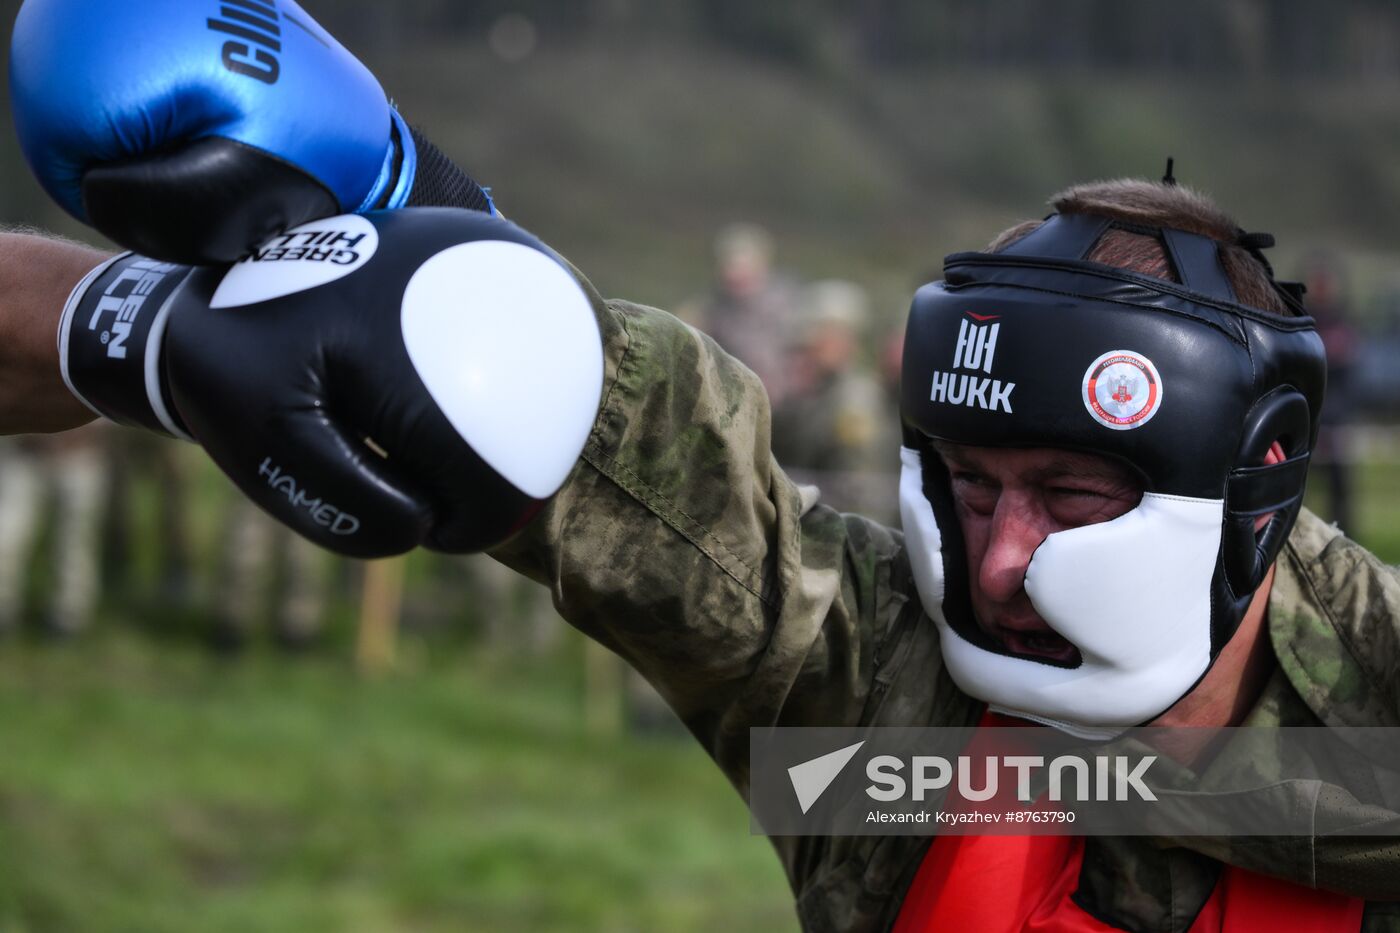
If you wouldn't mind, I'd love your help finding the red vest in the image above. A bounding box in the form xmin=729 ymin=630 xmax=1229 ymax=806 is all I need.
xmin=893 ymin=832 xmax=1363 ymax=933
xmin=893 ymin=713 xmax=1364 ymax=933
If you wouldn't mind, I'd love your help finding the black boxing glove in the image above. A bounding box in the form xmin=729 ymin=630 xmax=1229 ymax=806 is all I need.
xmin=59 ymin=208 xmax=602 ymax=557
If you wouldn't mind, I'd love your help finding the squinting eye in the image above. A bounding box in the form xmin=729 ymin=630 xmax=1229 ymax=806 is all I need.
xmin=1048 ymin=486 xmax=1107 ymax=500
xmin=1045 ymin=484 xmax=1141 ymax=526
xmin=951 ymin=473 xmax=998 ymax=514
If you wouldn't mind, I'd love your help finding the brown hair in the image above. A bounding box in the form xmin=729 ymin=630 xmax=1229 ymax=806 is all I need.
xmin=987 ymin=179 xmax=1292 ymax=315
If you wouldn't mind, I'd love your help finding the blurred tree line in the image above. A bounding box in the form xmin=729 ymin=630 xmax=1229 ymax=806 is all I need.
xmin=324 ymin=0 xmax=1400 ymax=77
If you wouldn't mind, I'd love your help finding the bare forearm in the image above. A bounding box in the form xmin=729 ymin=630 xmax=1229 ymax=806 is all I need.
xmin=0 ymin=230 xmax=110 ymax=433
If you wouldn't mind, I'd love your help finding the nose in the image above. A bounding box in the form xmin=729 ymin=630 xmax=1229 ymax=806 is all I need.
xmin=978 ymin=493 xmax=1053 ymax=604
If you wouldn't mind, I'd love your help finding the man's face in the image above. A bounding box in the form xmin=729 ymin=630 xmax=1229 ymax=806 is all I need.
xmin=933 ymin=441 xmax=1143 ymax=665
xmin=719 ymin=252 xmax=769 ymax=298
xmin=806 ymin=323 xmax=855 ymax=373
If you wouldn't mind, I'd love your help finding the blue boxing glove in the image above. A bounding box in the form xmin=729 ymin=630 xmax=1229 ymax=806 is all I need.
xmin=10 ymin=0 xmax=495 ymax=264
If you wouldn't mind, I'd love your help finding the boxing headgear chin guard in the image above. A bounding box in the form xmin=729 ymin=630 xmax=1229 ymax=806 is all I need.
xmin=899 ymin=212 xmax=1326 ymax=739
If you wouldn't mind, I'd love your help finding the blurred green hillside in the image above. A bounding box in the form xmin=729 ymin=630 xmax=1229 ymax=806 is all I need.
xmin=7 ymin=5 xmax=1400 ymax=323
xmin=336 ymin=10 xmax=1400 ymax=325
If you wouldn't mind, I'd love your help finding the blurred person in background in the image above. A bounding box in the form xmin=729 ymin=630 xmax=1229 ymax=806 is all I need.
xmin=465 ymin=552 xmax=559 ymax=654
xmin=102 ymin=430 xmax=193 ymax=606
xmin=683 ymin=222 xmax=801 ymax=405
xmin=1300 ymin=250 xmax=1358 ymax=536
xmin=875 ymin=325 xmax=908 ymax=467
xmin=0 ymin=423 xmax=108 ymax=635
xmin=212 ymin=497 xmax=327 ymax=653
xmin=772 ymin=279 xmax=889 ymax=516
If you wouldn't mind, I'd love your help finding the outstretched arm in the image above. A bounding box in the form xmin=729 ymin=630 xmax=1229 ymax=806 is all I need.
xmin=0 ymin=230 xmax=107 ymax=434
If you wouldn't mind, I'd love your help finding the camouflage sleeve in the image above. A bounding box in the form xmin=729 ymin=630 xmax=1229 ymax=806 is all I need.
xmin=488 ymin=282 xmax=907 ymax=781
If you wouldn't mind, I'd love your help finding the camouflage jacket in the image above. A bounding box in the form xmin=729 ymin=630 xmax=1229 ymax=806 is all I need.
xmin=493 ymin=285 xmax=1400 ymax=932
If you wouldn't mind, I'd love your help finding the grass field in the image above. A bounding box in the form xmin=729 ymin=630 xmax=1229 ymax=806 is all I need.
xmin=0 ymin=628 xmax=795 ymax=933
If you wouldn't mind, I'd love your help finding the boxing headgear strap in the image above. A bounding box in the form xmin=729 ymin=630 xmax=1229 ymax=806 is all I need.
xmin=899 ymin=213 xmax=1326 ymax=737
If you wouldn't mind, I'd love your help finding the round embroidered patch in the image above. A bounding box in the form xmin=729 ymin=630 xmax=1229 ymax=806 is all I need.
xmin=1082 ymin=350 xmax=1163 ymax=430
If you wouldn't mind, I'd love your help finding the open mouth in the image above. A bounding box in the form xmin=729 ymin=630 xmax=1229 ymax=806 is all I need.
xmin=999 ymin=629 xmax=1082 ymax=666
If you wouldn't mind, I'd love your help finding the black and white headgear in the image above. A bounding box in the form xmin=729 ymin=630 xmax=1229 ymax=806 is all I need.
xmin=899 ymin=211 xmax=1326 ymax=738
